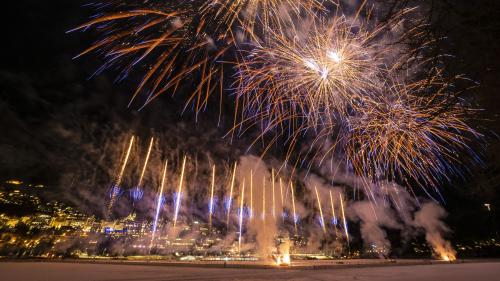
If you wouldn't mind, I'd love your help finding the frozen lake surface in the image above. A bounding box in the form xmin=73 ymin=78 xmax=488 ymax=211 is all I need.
xmin=1 ymin=260 xmax=499 ymax=281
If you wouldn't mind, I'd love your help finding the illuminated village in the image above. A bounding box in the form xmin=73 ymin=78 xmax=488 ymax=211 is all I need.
xmin=1 ymin=179 xmax=498 ymax=262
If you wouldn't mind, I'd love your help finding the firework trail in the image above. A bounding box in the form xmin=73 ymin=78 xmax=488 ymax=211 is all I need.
xmin=238 ymin=181 xmax=245 ymax=254
xmin=272 ymin=168 xmax=276 ymax=219
xmin=106 ymin=135 xmax=134 ymax=219
xmin=209 ymin=164 xmax=216 ymax=227
xmin=226 ymin=162 xmax=238 ymax=227
xmin=173 ymin=155 xmax=187 ymax=228
xmin=250 ymin=170 xmax=254 ymax=220
xmin=329 ymin=190 xmax=338 ymax=234
xmin=279 ymin=177 xmax=284 ymax=220
xmin=339 ymin=193 xmax=350 ymax=251
xmin=150 ymin=159 xmax=168 ymax=250
xmin=131 ymin=137 xmax=154 ymax=202
xmin=314 ymin=186 xmax=326 ymax=234
xmin=289 ymin=181 xmax=297 ymax=234
xmin=70 ymin=2 xmax=222 ymax=113
xmin=262 ymin=177 xmax=266 ymax=222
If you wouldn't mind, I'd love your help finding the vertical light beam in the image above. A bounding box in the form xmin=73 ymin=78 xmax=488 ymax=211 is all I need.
xmin=279 ymin=177 xmax=284 ymax=221
xmin=173 ymin=155 xmax=187 ymax=228
xmin=329 ymin=190 xmax=338 ymax=235
xmin=315 ymin=186 xmax=326 ymax=234
xmin=138 ymin=137 xmax=154 ymax=188
xmin=262 ymin=177 xmax=266 ymax=222
xmin=289 ymin=181 xmax=297 ymax=234
xmin=250 ymin=170 xmax=253 ymax=220
xmin=209 ymin=164 xmax=216 ymax=227
xmin=150 ymin=159 xmax=168 ymax=250
xmin=339 ymin=193 xmax=350 ymax=251
xmin=107 ymin=135 xmax=134 ymax=219
xmin=131 ymin=136 xmax=154 ymax=202
xmin=226 ymin=162 xmax=237 ymax=227
xmin=238 ymin=181 xmax=245 ymax=255
xmin=272 ymin=169 xmax=276 ymax=219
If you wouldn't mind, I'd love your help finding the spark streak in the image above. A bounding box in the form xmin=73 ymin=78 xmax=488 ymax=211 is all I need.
xmin=131 ymin=137 xmax=154 ymax=201
xmin=238 ymin=181 xmax=245 ymax=255
xmin=138 ymin=137 xmax=154 ymax=188
xmin=106 ymin=135 xmax=134 ymax=219
xmin=262 ymin=177 xmax=266 ymax=222
xmin=209 ymin=164 xmax=216 ymax=227
xmin=226 ymin=162 xmax=237 ymax=227
xmin=250 ymin=170 xmax=253 ymax=220
xmin=289 ymin=181 xmax=297 ymax=234
xmin=314 ymin=186 xmax=326 ymax=234
xmin=173 ymin=155 xmax=187 ymax=228
xmin=339 ymin=193 xmax=350 ymax=250
xmin=150 ymin=159 xmax=168 ymax=250
xmin=279 ymin=177 xmax=284 ymax=220
xmin=272 ymin=169 xmax=276 ymax=219
xmin=329 ymin=190 xmax=338 ymax=236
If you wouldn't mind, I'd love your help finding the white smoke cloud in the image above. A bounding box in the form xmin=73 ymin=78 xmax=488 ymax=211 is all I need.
xmin=414 ymin=202 xmax=456 ymax=260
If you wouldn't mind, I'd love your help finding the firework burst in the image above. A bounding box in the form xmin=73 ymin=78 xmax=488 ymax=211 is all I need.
xmin=236 ymin=14 xmax=392 ymax=133
xmin=70 ymin=0 xmax=324 ymax=118
xmin=74 ymin=1 xmax=482 ymax=203
xmin=343 ymin=78 xmax=481 ymax=189
xmin=201 ymin=0 xmax=325 ymax=37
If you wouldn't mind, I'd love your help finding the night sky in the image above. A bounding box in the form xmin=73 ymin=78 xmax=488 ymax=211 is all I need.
xmin=1 ymin=1 xmax=500 ymax=241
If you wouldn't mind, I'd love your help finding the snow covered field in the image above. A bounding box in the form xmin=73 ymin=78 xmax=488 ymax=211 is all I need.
xmin=1 ymin=260 xmax=499 ymax=281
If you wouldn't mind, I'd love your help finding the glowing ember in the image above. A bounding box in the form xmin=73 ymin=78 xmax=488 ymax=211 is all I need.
xmin=440 ymin=252 xmax=456 ymax=262
xmin=281 ymin=253 xmax=291 ymax=265
xmin=275 ymin=238 xmax=291 ymax=266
